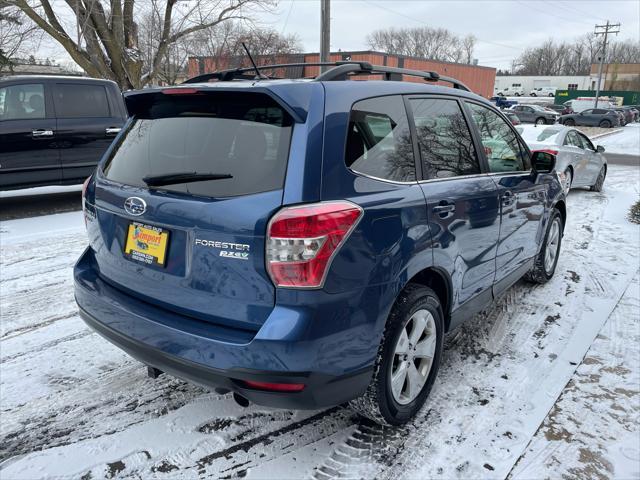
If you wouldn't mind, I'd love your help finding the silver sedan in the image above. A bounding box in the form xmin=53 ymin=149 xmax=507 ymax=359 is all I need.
xmin=516 ymin=125 xmax=608 ymax=194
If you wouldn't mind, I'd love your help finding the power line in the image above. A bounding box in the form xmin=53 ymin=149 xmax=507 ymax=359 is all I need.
xmin=514 ymin=0 xmax=595 ymax=26
xmin=362 ymin=0 xmax=523 ymax=51
xmin=280 ymin=0 xmax=295 ymax=36
xmin=550 ymin=0 xmax=605 ymax=23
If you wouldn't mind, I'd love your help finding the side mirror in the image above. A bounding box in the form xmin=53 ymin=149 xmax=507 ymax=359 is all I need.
xmin=597 ymin=145 xmax=605 ymax=153
xmin=531 ymin=150 xmax=556 ymax=174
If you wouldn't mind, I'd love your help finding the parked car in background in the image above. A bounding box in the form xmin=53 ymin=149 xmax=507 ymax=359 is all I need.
xmin=492 ymin=96 xmax=518 ymax=109
xmin=0 ymin=76 xmax=127 ymax=190
xmin=547 ymin=103 xmax=574 ymax=115
xmin=496 ymin=85 xmax=524 ymax=96
xmin=510 ymin=104 xmax=558 ymax=124
xmin=569 ymin=98 xmax=616 ymax=113
xmin=530 ymin=87 xmax=556 ymax=97
xmin=614 ymin=107 xmax=634 ymax=125
xmin=517 ymin=124 xmax=607 ymax=195
xmin=504 ymin=111 xmax=521 ymax=125
xmin=75 ymin=62 xmax=566 ymax=426
xmin=558 ymin=108 xmax=620 ymax=128
xmin=607 ymin=108 xmax=627 ymax=127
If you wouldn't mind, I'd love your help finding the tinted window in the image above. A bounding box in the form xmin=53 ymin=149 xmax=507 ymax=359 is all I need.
xmin=345 ymin=96 xmax=415 ymax=182
xmin=409 ymin=98 xmax=479 ymax=179
xmin=103 ymin=92 xmax=293 ymax=198
xmin=53 ymin=84 xmax=110 ymax=118
xmin=467 ymin=102 xmax=529 ymax=173
xmin=0 ymin=83 xmax=45 ymax=120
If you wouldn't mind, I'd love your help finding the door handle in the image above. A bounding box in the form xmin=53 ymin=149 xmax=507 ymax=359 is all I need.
xmin=502 ymin=190 xmax=515 ymax=206
xmin=106 ymin=127 xmax=121 ymax=135
xmin=433 ymin=203 xmax=456 ymax=218
xmin=32 ymin=129 xmax=53 ymax=137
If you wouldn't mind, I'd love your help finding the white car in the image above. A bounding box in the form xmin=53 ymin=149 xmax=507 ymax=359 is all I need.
xmin=530 ymin=87 xmax=556 ymax=97
xmin=516 ymin=125 xmax=607 ymax=194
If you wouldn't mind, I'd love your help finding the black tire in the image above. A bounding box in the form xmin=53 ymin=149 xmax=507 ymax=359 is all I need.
xmin=549 ymin=93 xmax=555 ymax=97
xmin=564 ymin=119 xmax=575 ymax=126
xmin=531 ymin=93 xmax=537 ymax=97
xmin=599 ymin=119 xmax=611 ymax=128
xmin=535 ymin=117 xmax=546 ymax=125
xmin=349 ymin=284 xmax=444 ymax=426
xmin=525 ymin=209 xmax=563 ymax=284
xmin=590 ymin=165 xmax=606 ymax=192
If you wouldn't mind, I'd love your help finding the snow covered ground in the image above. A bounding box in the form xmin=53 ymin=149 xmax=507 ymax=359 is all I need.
xmin=1 ymin=167 xmax=639 ymax=479
xmin=598 ymin=123 xmax=640 ymax=155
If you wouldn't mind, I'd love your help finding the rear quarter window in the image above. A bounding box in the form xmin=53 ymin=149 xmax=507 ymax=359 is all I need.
xmin=344 ymin=95 xmax=416 ymax=182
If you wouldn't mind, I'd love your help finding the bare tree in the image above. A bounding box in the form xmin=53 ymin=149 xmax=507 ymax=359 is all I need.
xmin=8 ymin=0 xmax=274 ymax=89
xmin=514 ymin=35 xmax=640 ymax=76
xmin=0 ymin=1 xmax=39 ymax=73
xmin=367 ymin=26 xmax=476 ymax=64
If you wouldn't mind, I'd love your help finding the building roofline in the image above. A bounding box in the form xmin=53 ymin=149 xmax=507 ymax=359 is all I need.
xmin=187 ymin=50 xmax=496 ymax=71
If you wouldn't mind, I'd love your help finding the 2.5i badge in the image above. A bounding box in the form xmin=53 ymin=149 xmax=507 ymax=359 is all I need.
xmin=124 ymin=222 xmax=169 ymax=266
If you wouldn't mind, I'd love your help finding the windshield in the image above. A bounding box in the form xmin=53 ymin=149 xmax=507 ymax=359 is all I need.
xmin=516 ymin=126 xmax=563 ymax=145
xmin=103 ymin=92 xmax=293 ymax=198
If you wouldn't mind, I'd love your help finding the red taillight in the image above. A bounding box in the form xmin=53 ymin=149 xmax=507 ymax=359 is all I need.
xmin=161 ymin=88 xmax=201 ymax=95
xmin=535 ymin=149 xmax=558 ymax=156
xmin=266 ymin=201 xmax=363 ymax=288
xmin=242 ymin=380 xmax=305 ymax=392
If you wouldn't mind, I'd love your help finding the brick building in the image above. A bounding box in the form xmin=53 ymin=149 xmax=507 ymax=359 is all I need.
xmin=187 ymin=50 xmax=497 ymax=98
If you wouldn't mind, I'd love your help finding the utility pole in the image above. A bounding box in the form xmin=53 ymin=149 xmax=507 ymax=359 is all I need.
xmin=593 ymin=20 xmax=620 ymax=107
xmin=320 ymin=0 xmax=330 ymax=72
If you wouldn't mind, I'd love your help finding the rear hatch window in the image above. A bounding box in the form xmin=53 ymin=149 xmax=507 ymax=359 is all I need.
xmin=103 ymin=91 xmax=293 ymax=197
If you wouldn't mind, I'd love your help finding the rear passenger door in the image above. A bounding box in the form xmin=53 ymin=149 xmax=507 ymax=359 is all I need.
xmin=575 ymin=131 xmax=603 ymax=185
xmin=52 ymin=82 xmax=123 ymax=182
xmin=407 ymin=96 xmax=500 ymax=324
xmin=465 ymin=101 xmax=545 ymax=293
xmin=562 ymin=130 xmax=588 ymax=185
xmin=0 ymin=81 xmax=60 ymax=189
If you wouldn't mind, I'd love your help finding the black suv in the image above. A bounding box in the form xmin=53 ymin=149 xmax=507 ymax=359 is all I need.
xmin=0 ymin=75 xmax=126 ymax=190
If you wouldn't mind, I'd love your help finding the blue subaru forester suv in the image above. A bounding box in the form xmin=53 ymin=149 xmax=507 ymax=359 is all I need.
xmin=75 ymin=62 xmax=565 ymax=425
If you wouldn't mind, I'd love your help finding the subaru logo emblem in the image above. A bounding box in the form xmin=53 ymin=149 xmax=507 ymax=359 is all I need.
xmin=124 ymin=196 xmax=146 ymax=216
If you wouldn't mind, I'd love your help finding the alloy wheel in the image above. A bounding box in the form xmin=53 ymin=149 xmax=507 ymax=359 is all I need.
xmin=544 ymin=218 xmax=561 ymax=273
xmin=389 ymin=309 xmax=437 ymax=405
xmin=563 ymin=170 xmax=572 ymax=195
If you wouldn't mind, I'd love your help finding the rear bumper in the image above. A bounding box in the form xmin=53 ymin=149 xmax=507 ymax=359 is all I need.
xmin=74 ymin=248 xmax=384 ymax=409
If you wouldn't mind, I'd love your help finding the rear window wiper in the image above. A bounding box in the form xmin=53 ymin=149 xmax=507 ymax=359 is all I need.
xmin=142 ymin=172 xmax=233 ymax=187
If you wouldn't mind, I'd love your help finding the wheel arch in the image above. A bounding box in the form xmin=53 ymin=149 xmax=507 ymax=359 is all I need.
xmin=405 ymin=267 xmax=452 ymax=331
xmin=554 ymin=199 xmax=567 ymax=227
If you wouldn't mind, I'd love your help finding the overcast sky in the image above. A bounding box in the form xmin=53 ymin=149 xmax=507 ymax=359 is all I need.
xmin=41 ymin=0 xmax=640 ymax=71
xmin=263 ymin=0 xmax=640 ymax=69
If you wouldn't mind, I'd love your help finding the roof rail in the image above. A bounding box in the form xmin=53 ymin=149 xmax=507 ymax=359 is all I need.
xmin=183 ymin=61 xmax=371 ymax=83
xmin=314 ymin=63 xmax=470 ymax=91
xmin=183 ymin=61 xmax=470 ymax=91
